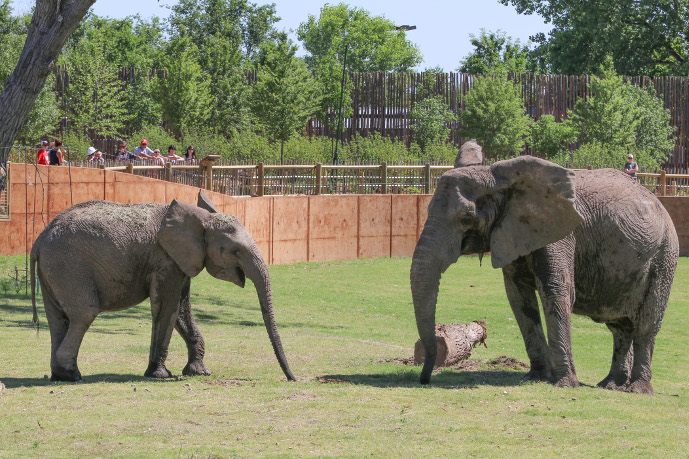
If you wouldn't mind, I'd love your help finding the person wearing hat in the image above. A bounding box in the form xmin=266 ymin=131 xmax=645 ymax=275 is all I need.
xmin=132 ymin=139 xmax=154 ymax=160
xmin=624 ymin=154 xmax=639 ymax=181
xmin=36 ymin=140 xmax=50 ymax=165
xmin=87 ymin=147 xmax=104 ymax=163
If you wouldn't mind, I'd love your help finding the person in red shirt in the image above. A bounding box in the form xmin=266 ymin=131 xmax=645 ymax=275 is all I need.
xmin=36 ymin=140 xmax=50 ymax=165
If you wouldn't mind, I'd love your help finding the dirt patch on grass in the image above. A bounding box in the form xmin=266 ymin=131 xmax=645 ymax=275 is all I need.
xmin=375 ymin=355 xmax=529 ymax=372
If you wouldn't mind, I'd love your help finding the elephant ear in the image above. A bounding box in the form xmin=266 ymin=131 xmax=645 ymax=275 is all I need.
xmin=489 ymin=156 xmax=583 ymax=269
xmin=454 ymin=139 xmax=483 ymax=168
xmin=197 ymin=190 xmax=219 ymax=213
xmin=157 ymin=200 xmax=210 ymax=277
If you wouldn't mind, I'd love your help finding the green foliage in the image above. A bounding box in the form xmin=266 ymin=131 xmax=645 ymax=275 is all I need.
xmin=223 ymin=130 xmax=275 ymax=163
xmin=567 ymin=58 xmax=675 ymax=170
xmin=297 ymin=4 xmax=422 ymax=130
xmin=63 ymin=30 xmax=128 ymax=139
xmin=528 ymin=114 xmax=577 ymax=159
xmin=152 ymin=35 xmax=212 ymax=136
xmin=409 ymin=95 xmax=457 ymax=153
xmin=500 ymin=0 xmax=689 ymax=76
xmin=127 ymin=125 xmax=177 ymax=154
xmin=179 ymin=130 xmax=232 ymax=160
xmin=458 ymin=29 xmax=532 ymax=74
xmin=459 ymin=74 xmax=532 ymax=159
xmin=123 ymin=76 xmax=162 ymax=133
xmin=251 ymin=37 xmax=321 ymax=163
xmin=61 ymin=132 xmax=94 ymax=159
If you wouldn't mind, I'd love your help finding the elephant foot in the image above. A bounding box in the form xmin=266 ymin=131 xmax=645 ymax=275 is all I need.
xmin=597 ymin=375 xmax=629 ymax=391
xmin=182 ymin=361 xmax=211 ymax=376
xmin=524 ymin=367 xmax=550 ymax=382
xmin=552 ymin=373 xmax=580 ymax=388
xmin=51 ymin=366 xmax=82 ymax=382
xmin=144 ymin=363 xmax=173 ymax=379
xmin=625 ymin=380 xmax=654 ymax=395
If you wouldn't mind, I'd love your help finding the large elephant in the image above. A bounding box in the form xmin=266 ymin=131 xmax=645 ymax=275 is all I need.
xmin=30 ymin=192 xmax=295 ymax=382
xmin=411 ymin=141 xmax=678 ymax=394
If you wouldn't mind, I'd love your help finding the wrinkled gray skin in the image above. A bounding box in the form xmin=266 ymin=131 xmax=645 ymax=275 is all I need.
xmin=411 ymin=147 xmax=678 ymax=394
xmin=30 ymin=193 xmax=295 ymax=382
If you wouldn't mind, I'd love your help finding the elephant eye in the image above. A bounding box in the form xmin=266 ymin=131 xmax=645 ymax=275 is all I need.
xmin=459 ymin=215 xmax=474 ymax=227
xmin=232 ymin=249 xmax=241 ymax=257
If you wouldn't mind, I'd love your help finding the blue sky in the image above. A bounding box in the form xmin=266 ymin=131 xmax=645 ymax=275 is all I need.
xmin=10 ymin=0 xmax=552 ymax=71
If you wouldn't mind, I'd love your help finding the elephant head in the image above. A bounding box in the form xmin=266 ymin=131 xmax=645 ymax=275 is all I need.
xmin=157 ymin=199 xmax=296 ymax=381
xmin=411 ymin=150 xmax=583 ymax=384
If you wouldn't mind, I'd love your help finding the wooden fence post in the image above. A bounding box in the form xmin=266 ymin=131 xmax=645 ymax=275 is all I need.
xmin=424 ymin=164 xmax=431 ymax=194
xmin=98 ymin=163 xmax=105 ymax=170
xmin=257 ymin=162 xmax=264 ymax=197
xmin=164 ymin=162 xmax=172 ymax=182
xmin=660 ymin=170 xmax=667 ymax=196
xmin=315 ymin=163 xmax=322 ymax=195
xmin=204 ymin=163 xmax=213 ymax=191
xmin=126 ymin=162 xmax=134 ymax=174
xmin=381 ymin=162 xmax=387 ymax=194
xmin=358 ymin=168 xmax=364 ymax=194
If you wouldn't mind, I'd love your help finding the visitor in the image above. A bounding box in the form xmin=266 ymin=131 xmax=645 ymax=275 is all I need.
xmin=48 ymin=139 xmax=64 ymax=166
xmin=166 ymin=145 xmax=183 ymax=163
xmin=114 ymin=141 xmax=134 ymax=161
xmin=36 ymin=140 xmax=50 ymax=165
xmin=624 ymin=154 xmax=639 ymax=182
xmin=132 ymin=139 xmax=154 ymax=160
xmin=151 ymin=149 xmax=166 ymax=166
xmin=184 ymin=145 xmax=197 ymax=163
xmin=87 ymin=147 xmax=104 ymax=163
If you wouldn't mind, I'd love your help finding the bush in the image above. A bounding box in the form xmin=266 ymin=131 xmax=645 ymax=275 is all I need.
xmin=127 ymin=125 xmax=177 ymax=154
xmin=529 ymin=115 xmax=577 ymax=160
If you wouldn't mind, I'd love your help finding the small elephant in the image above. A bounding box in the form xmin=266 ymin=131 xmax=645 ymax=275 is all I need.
xmin=411 ymin=141 xmax=678 ymax=394
xmin=30 ymin=192 xmax=295 ymax=382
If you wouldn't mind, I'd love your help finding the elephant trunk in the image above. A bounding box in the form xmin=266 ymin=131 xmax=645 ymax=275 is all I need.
xmin=244 ymin=248 xmax=296 ymax=381
xmin=410 ymin=218 xmax=456 ymax=384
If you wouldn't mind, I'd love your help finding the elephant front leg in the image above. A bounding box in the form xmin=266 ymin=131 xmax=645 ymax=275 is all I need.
xmin=503 ymin=260 xmax=551 ymax=382
xmin=175 ymin=279 xmax=211 ymax=376
xmin=146 ymin=286 xmax=181 ymax=379
xmin=533 ymin=244 xmax=579 ymax=388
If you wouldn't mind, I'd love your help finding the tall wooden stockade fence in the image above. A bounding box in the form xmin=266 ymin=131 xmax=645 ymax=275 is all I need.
xmin=51 ymin=67 xmax=689 ymax=169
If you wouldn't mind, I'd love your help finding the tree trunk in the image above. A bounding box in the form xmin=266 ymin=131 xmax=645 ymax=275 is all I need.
xmin=0 ymin=0 xmax=95 ymax=180
xmin=414 ymin=321 xmax=487 ymax=367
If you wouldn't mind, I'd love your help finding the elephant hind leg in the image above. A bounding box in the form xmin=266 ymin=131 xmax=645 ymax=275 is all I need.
xmin=598 ymin=320 xmax=633 ymax=391
xmin=626 ymin=333 xmax=656 ymax=395
xmin=43 ymin=292 xmax=70 ymax=380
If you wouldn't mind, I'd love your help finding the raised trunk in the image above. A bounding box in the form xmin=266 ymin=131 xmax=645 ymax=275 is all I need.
xmin=410 ymin=218 xmax=458 ymax=384
xmin=245 ymin=249 xmax=296 ymax=381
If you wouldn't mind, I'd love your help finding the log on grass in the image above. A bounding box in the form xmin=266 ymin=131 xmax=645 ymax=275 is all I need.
xmin=414 ymin=321 xmax=487 ymax=367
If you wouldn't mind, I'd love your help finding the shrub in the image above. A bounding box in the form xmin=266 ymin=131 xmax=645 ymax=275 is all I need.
xmin=529 ymin=115 xmax=577 ymax=160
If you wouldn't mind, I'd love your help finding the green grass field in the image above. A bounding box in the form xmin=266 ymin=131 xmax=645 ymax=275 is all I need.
xmin=1 ymin=255 xmax=688 ymax=457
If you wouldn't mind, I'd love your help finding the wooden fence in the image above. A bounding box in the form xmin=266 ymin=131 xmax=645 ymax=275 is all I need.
xmin=50 ymin=68 xmax=689 ymax=169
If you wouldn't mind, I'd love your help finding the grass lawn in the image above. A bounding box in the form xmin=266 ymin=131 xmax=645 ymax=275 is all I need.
xmin=1 ymin=255 xmax=688 ymax=457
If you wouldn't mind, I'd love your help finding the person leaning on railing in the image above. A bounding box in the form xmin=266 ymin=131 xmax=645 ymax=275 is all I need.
xmin=184 ymin=145 xmax=197 ymax=163
xmin=132 ymin=139 xmax=154 ymax=160
xmin=36 ymin=140 xmax=49 ymax=165
xmin=624 ymin=154 xmax=639 ymax=182
xmin=165 ymin=145 xmax=184 ymax=163
xmin=114 ymin=140 xmax=134 ymax=161
xmin=48 ymin=139 xmax=64 ymax=165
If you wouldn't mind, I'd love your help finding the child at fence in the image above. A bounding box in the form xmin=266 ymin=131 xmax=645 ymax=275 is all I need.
xmin=166 ymin=145 xmax=183 ymax=163
xmin=48 ymin=139 xmax=64 ymax=165
xmin=36 ymin=140 xmax=49 ymax=165
xmin=151 ymin=149 xmax=166 ymax=166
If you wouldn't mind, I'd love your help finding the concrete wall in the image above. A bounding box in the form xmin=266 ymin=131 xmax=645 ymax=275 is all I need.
xmin=3 ymin=164 xmax=688 ymax=261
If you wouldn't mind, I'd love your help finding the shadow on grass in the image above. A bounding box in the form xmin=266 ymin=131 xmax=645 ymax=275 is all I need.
xmin=1 ymin=373 xmax=184 ymax=389
xmin=320 ymin=368 xmax=530 ymax=389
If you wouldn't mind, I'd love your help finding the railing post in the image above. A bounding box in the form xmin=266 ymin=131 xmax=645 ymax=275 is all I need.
xmin=424 ymin=164 xmax=431 ymax=194
xmin=257 ymin=162 xmax=264 ymax=197
xmin=315 ymin=163 xmax=322 ymax=195
xmin=381 ymin=161 xmax=387 ymax=194
xmin=660 ymin=170 xmax=667 ymax=196
xmin=164 ymin=162 xmax=172 ymax=182
xmin=358 ymin=168 xmax=364 ymax=194
xmin=98 ymin=163 xmax=105 ymax=170
xmin=126 ymin=162 xmax=134 ymax=174
xmin=204 ymin=163 xmax=213 ymax=191
xmin=587 ymin=165 xmax=593 ymax=170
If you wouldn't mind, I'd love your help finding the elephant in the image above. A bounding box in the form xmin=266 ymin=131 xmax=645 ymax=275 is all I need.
xmin=30 ymin=191 xmax=295 ymax=382
xmin=411 ymin=141 xmax=678 ymax=394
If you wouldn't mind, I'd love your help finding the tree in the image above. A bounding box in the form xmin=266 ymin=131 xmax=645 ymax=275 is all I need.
xmin=409 ymin=72 xmax=456 ymax=154
xmin=459 ymin=73 xmax=532 ymax=159
xmin=297 ymin=3 xmax=422 ymax=130
xmin=251 ymin=38 xmax=321 ymax=164
xmin=457 ymin=29 xmax=532 ymax=74
xmin=500 ymin=0 xmax=689 ymax=75
xmin=62 ymin=29 xmax=128 ymax=141
xmin=152 ymin=35 xmax=212 ymax=137
xmin=566 ymin=58 xmax=675 ymax=169
xmin=528 ymin=115 xmax=577 ymax=159
xmin=0 ymin=0 xmax=94 ymax=172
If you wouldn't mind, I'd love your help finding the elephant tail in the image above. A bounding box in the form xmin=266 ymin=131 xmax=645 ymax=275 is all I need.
xmin=30 ymin=246 xmax=38 ymax=327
